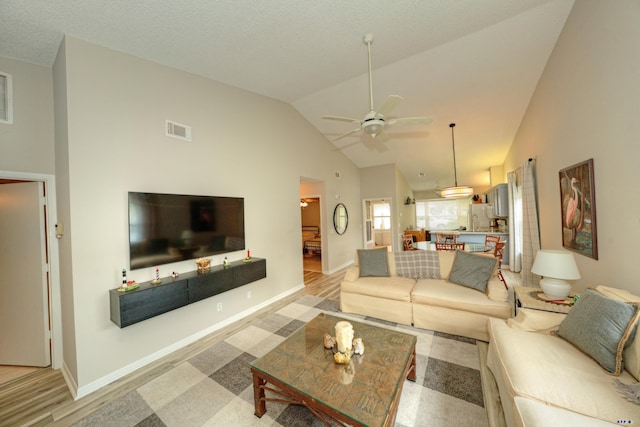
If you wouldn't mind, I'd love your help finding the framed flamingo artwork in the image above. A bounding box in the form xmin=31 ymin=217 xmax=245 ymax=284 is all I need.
xmin=559 ymin=158 xmax=598 ymax=259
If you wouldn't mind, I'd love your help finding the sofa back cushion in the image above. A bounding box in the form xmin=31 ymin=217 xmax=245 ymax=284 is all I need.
xmin=437 ymin=250 xmax=456 ymax=277
xmin=394 ymin=251 xmax=441 ymax=279
xmin=595 ymin=285 xmax=640 ymax=380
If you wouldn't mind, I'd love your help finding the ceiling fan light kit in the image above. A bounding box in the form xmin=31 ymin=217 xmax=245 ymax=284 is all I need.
xmin=322 ymin=33 xmax=432 ymax=142
xmin=439 ymin=123 xmax=473 ymax=199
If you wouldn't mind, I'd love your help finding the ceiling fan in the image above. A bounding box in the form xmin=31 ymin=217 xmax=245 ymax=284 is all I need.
xmin=322 ymin=33 xmax=433 ymax=142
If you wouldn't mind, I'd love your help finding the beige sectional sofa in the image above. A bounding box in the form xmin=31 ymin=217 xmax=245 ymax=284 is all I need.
xmin=341 ymin=248 xmax=640 ymax=426
xmin=340 ymin=248 xmax=512 ymax=341
xmin=487 ymin=285 xmax=640 ymax=426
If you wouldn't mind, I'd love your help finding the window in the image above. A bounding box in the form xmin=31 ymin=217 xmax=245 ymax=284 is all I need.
xmin=416 ymin=198 xmax=469 ymax=230
xmin=372 ymin=202 xmax=391 ymax=230
xmin=0 ymin=72 xmax=13 ymax=124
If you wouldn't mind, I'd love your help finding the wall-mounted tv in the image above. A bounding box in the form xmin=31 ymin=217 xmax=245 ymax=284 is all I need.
xmin=128 ymin=192 xmax=245 ymax=270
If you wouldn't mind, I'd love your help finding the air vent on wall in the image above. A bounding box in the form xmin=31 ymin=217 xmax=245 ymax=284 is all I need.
xmin=0 ymin=71 xmax=13 ymax=125
xmin=166 ymin=120 xmax=192 ymax=141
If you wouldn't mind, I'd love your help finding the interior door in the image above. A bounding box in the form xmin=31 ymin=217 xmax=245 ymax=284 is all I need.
xmin=0 ymin=181 xmax=51 ymax=366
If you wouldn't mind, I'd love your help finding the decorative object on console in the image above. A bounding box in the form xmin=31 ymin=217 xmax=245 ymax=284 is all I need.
xmin=151 ymin=267 xmax=162 ymax=284
xmin=195 ymin=258 xmax=211 ymax=272
xmin=438 ymin=123 xmax=473 ymax=199
xmin=559 ymin=158 xmax=598 ymax=259
xmin=531 ymin=249 xmax=580 ymax=300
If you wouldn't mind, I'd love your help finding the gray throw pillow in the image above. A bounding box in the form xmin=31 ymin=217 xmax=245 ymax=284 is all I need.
xmin=557 ymin=289 xmax=640 ymax=375
xmin=447 ymin=250 xmax=497 ymax=293
xmin=358 ymin=248 xmax=390 ymax=277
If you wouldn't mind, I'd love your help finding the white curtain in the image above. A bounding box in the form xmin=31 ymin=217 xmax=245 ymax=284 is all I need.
xmin=507 ymin=171 xmax=522 ymax=272
xmin=507 ymin=159 xmax=540 ymax=286
xmin=521 ymin=159 xmax=541 ymax=286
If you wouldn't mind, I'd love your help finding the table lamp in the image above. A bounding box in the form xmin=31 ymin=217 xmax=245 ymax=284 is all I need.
xmin=531 ymin=249 xmax=580 ymax=300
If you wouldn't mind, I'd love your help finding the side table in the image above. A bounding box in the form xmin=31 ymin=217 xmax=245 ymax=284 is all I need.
xmin=513 ymin=286 xmax=574 ymax=315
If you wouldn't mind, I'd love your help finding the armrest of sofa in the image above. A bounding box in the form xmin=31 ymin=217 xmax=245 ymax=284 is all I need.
xmin=506 ymin=308 xmax=567 ymax=333
xmin=343 ymin=266 xmax=360 ymax=282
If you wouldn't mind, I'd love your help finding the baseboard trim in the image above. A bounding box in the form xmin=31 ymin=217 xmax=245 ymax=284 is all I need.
xmin=72 ymin=285 xmax=304 ymax=400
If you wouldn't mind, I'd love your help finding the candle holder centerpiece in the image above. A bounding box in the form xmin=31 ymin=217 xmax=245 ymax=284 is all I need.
xmin=323 ymin=321 xmax=365 ymax=364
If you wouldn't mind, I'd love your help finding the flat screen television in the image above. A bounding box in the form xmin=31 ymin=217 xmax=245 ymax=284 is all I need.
xmin=128 ymin=192 xmax=245 ymax=270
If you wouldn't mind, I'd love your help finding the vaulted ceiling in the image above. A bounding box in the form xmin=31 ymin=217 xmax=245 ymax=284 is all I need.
xmin=0 ymin=0 xmax=574 ymax=193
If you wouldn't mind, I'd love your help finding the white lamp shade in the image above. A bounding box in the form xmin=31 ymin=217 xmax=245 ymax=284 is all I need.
xmin=531 ymin=249 xmax=580 ymax=300
xmin=531 ymin=250 xmax=581 ymax=280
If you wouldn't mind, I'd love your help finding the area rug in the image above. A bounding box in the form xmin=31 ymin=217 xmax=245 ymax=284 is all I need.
xmin=73 ymin=296 xmax=488 ymax=426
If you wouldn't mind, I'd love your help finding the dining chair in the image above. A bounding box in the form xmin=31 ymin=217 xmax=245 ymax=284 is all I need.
xmin=435 ymin=242 xmax=465 ymax=251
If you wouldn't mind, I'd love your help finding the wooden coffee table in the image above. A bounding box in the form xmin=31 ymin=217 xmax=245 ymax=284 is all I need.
xmin=250 ymin=312 xmax=417 ymax=427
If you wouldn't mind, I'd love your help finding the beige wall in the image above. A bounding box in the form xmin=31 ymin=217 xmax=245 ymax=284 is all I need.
xmin=0 ymin=58 xmax=55 ymax=174
xmin=51 ymin=36 xmax=360 ymax=394
xmin=503 ymin=0 xmax=640 ymax=293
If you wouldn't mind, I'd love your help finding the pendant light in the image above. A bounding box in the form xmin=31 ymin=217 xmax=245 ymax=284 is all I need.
xmin=439 ymin=123 xmax=473 ymax=199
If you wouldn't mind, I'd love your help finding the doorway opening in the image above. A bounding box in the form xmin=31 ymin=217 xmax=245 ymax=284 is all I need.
xmin=0 ymin=172 xmax=61 ymax=386
xmin=301 ymin=197 xmax=322 ymax=272
xmin=363 ymin=198 xmax=392 ymax=251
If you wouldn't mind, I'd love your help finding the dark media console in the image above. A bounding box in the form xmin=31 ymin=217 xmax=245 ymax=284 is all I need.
xmin=109 ymin=258 xmax=266 ymax=328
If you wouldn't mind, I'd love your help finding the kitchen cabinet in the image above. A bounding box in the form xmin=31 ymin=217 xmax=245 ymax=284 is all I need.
xmin=487 ymin=184 xmax=508 ymax=217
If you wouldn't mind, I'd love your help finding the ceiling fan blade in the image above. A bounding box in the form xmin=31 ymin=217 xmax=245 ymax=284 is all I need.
xmin=332 ymin=127 xmax=362 ymax=141
xmin=322 ymin=115 xmax=361 ymax=124
xmin=376 ymin=95 xmax=404 ymax=117
xmin=387 ymin=117 xmax=434 ymax=127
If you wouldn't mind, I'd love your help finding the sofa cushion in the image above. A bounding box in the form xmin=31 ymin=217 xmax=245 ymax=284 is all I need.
xmin=557 ymin=289 xmax=640 ymax=375
xmin=447 ymin=250 xmax=497 ymax=293
xmin=595 ymin=285 xmax=640 ymax=381
xmin=394 ymin=250 xmax=440 ymax=279
xmin=357 ymin=248 xmax=390 ymax=277
xmin=411 ymin=279 xmax=511 ymax=318
xmin=341 ymin=276 xmax=415 ymax=302
xmin=487 ymin=318 xmax=639 ymax=424
xmin=514 ymin=394 xmax=625 ymax=427
xmin=437 ymin=250 xmax=456 ymax=278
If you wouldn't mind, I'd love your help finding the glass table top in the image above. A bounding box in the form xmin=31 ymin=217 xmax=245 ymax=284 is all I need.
xmin=250 ymin=312 xmax=417 ymax=426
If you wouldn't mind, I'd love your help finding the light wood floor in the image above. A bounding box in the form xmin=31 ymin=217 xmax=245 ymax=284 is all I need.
xmin=0 ymin=268 xmax=343 ymax=426
xmin=0 ymin=265 xmax=511 ymax=427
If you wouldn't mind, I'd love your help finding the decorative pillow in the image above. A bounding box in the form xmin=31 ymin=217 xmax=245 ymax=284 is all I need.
xmin=557 ymin=289 xmax=640 ymax=375
xmin=447 ymin=250 xmax=497 ymax=293
xmin=358 ymin=248 xmax=390 ymax=277
xmin=394 ymin=251 xmax=441 ymax=280
xmin=595 ymin=285 xmax=640 ymax=381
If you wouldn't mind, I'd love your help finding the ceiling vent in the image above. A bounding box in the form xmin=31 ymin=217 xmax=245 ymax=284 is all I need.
xmin=166 ymin=120 xmax=191 ymax=141
xmin=0 ymin=72 xmax=13 ymax=124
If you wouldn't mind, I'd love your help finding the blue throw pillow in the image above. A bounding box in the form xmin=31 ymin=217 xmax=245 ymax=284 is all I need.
xmin=358 ymin=248 xmax=390 ymax=277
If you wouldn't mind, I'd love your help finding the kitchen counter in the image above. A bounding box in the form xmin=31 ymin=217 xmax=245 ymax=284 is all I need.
xmin=430 ymin=231 xmax=509 ymax=265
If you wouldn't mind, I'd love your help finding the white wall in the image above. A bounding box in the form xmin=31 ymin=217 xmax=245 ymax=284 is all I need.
xmin=0 ymin=58 xmax=55 ymax=174
xmin=52 ymin=36 xmax=360 ymax=393
xmin=503 ymin=0 xmax=640 ymax=293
